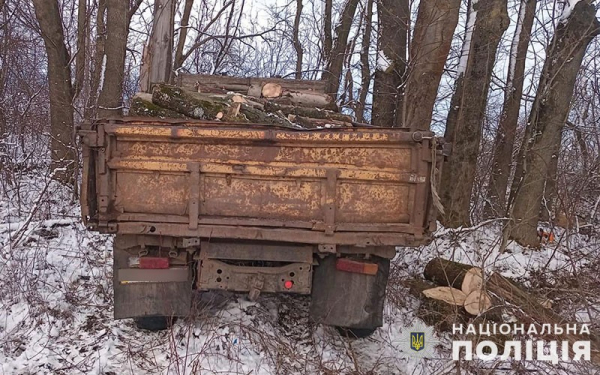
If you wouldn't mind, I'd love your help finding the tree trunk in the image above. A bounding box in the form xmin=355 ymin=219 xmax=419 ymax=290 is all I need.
xmin=405 ymin=279 xmax=469 ymax=332
xmin=85 ymin=0 xmax=106 ymax=119
xmin=440 ymin=0 xmax=509 ymax=228
xmin=321 ymin=0 xmax=360 ymax=99
xmin=140 ymin=0 xmax=176 ymax=92
xmin=74 ymin=0 xmax=87 ymax=98
xmin=509 ymin=1 xmax=600 ymax=247
xmin=485 ymin=0 xmax=536 ymax=218
xmin=173 ymin=0 xmax=194 ymax=81
xmin=540 ymin=151 xmax=559 ymax=222
xmin=402 ymin=0 xmax=461 ymax=131
xmin=322 ymin=0 xmax=333 ymax=68
xmin=355 ymin=0 xmax=373 ymax=123
xmin=423 ymin=257 xmax=477 ymax=290
xmin=33 ymin=0 xmax=76 ymax=184
xmin=371 ymin=0 xmax=408 ymax=127
xmin=293 ymin=0 xmax=303 ymax=79
xmin=97 ymin=0 xmax=128 ymax=117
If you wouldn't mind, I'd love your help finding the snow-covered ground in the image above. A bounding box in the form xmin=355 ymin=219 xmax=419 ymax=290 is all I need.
xmin=1 ymin=172 xmax=598 ymax=374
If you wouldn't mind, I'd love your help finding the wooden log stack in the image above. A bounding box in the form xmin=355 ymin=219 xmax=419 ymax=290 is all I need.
xmin=130 ymin=74 xmax=350 ymax=129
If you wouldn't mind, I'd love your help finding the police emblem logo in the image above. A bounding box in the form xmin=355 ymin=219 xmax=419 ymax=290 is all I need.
xmin=395 ymin=322 xmax=439 ymax=358
xmin=410 ymin=332 xmax=425 ymax=351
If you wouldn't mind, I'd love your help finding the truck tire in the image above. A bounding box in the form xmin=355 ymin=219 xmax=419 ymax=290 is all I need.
xmin=134 ymin=316 xmax=176 ymax=331
xmin=336 ymin=326 xmax=377 ymax=338
xmin=310 ymin=255 xmax=390 ymax=335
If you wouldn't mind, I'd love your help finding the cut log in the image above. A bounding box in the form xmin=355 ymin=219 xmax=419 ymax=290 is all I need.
xmin=239 ymin=104 xmax=296 ymax=128
xmin=129 ymin=93 xmax=187 ymax=119
xmin=152 ymin=84 xmax=230 ymax=120
xmin=262 ymin=83 xmax=282 ymax=98
xmin=263 ymin=102 xmax=352 ymax=122
xmin=464 ymin=290 xmax=492 ymax=316
xmin=281 ymin=90 xmax=335 ymax=109
xmin=231 ymin=94 xmax=247 ymax=103
xmin=424 ymin=257 xmax=475 ymax=290
xmin=404 ymin=279 xmax=468 ymax=332
xmin=422 ymin=286 xmax=467 ymax=306
xmin=461 ymin=267 xmax=484 ymax=295
xmin=293 ymin=116 xmax=352 ymax=129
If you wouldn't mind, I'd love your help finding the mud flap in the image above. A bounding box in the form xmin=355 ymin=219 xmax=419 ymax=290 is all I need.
xmin=113 ymin=238 xmax=192 ymax=319
xmin=309 ymin=255 xmax=390 ymax=330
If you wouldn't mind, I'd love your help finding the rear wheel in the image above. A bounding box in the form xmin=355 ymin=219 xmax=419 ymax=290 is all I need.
xmin=133 ymin=315 xmax=176 ymax=331
xmin=310 ymin=254 xmax=390 ymax=333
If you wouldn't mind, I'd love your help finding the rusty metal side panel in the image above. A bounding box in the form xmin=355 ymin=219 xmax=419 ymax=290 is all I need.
xmin=202 ymin=176 xmax=322 ymax=221
xmin=336 ymin=182 xmax=411 ymax=223
xmin=115 ymin=172 xmax=189 ymax=216
xmin=84 ymin=118 xmax=438 ymax=245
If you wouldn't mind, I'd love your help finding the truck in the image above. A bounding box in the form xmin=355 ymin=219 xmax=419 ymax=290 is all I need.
xmin=79 ymin=110 xmax=442 ymax=335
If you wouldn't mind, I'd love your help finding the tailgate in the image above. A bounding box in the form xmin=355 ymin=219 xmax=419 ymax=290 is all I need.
xmin=80 ymin=118 xmax=440 ymax=247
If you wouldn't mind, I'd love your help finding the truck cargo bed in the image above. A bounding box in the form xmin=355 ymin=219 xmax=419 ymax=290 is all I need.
xmin=80 ymin=118 xmax=440 ymax=247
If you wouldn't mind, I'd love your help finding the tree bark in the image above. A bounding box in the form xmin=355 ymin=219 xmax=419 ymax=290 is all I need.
xmin=322 ymin=0 xmax=333 ymax=67
xmin=371 ymin=0 xmax=408 ymax=127
xmin=402 ymin=0 xmax=461 ymax=131
xmin=405 ymin=279 xmax=469 ymax=332
xmin=485 ymin=0 xmax=536 ymax=218
xmin=509 ymin=1 xmax=600 ymax=247
xmin=355 ymin=0 xmax=373 ymax=123
xmin=423 ymin=257 xmax=476 ymax=290
xmin=74 ymin=0 xmax=87 ymax=98
xmin=140 ymin=0 xmax=175 ymax=92
xmin=33 ymin=0 xmax=76 ymax=184
xmin=173 ymin=0 xmax=194 ymax=80
xmin=85 ymin=0 xmax=106 ymax=119
xmin=292 ymin=0 xmax=303 ymax=79
xmin=263 ymin=102 xmax=352 ymax=122
xmin=440 ymin=0 xmax=509 ymax=228
xmin=540 ymin=151 xmax=558 ymax=222
xmin=97 ymin=0 xmax=128 ymax=117
xmin=321 ymin=0 xmax=360 ymax=99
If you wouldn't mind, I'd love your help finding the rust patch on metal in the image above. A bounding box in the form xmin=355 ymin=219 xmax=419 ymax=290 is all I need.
xmin=84 ymin=117 xmax=440 ymax=247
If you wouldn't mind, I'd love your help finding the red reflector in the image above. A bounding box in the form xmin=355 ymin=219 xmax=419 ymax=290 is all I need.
xmin=139 ymin=257 xmax=169 ymax=269
xmin=284 ymin=280 xmax=294 ymax=289
xmin=336 ymin=259 xmax=378 ymax=275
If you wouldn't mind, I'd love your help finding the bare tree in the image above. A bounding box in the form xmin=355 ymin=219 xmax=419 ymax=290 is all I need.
xmin=322 ymin=0 xmax=360 ymax=98
xmin=485 ymin=0 xmax=536 ymax=218
xmin=32 ymin=0 xmax=76 ymax=184
xmin=323 ymin=0 xmax=333 ymax=67
xmin=401 ymin=0 xmax=461 ymax=131
xmin=440 ymin=0 xmax=509 ymax=228
xmin=97 ymin=0 xmax=129 ymax=116
xmin=74 ymin=0 xmax=87 ymax=98
xmin=293 ymin=0 xmax=303 ymax=78
xmin=173 ymin=0 xmax=194 ymax=80
xmin=371 ymin=0 xmax=408 ymax=127
xmin=86 ymin=0 xmax=106 ymax=119
xmin=140 ymin=0 xmax=176 ymax=91
xmin=356 ymin=0 xmax=373 ymax=123
xmin=509 ymin=0 xmax=600 ymax=247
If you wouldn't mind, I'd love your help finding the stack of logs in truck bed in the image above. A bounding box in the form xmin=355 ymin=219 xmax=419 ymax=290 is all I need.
xmin=129 ymin=74 xmax=354 ymax=129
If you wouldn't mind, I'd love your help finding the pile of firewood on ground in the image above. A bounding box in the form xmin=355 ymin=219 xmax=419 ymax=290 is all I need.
xmin=407 ymin=257 xmax=600 ymax=362
xmin=129 ymin=74 xmax=354 ymax=129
